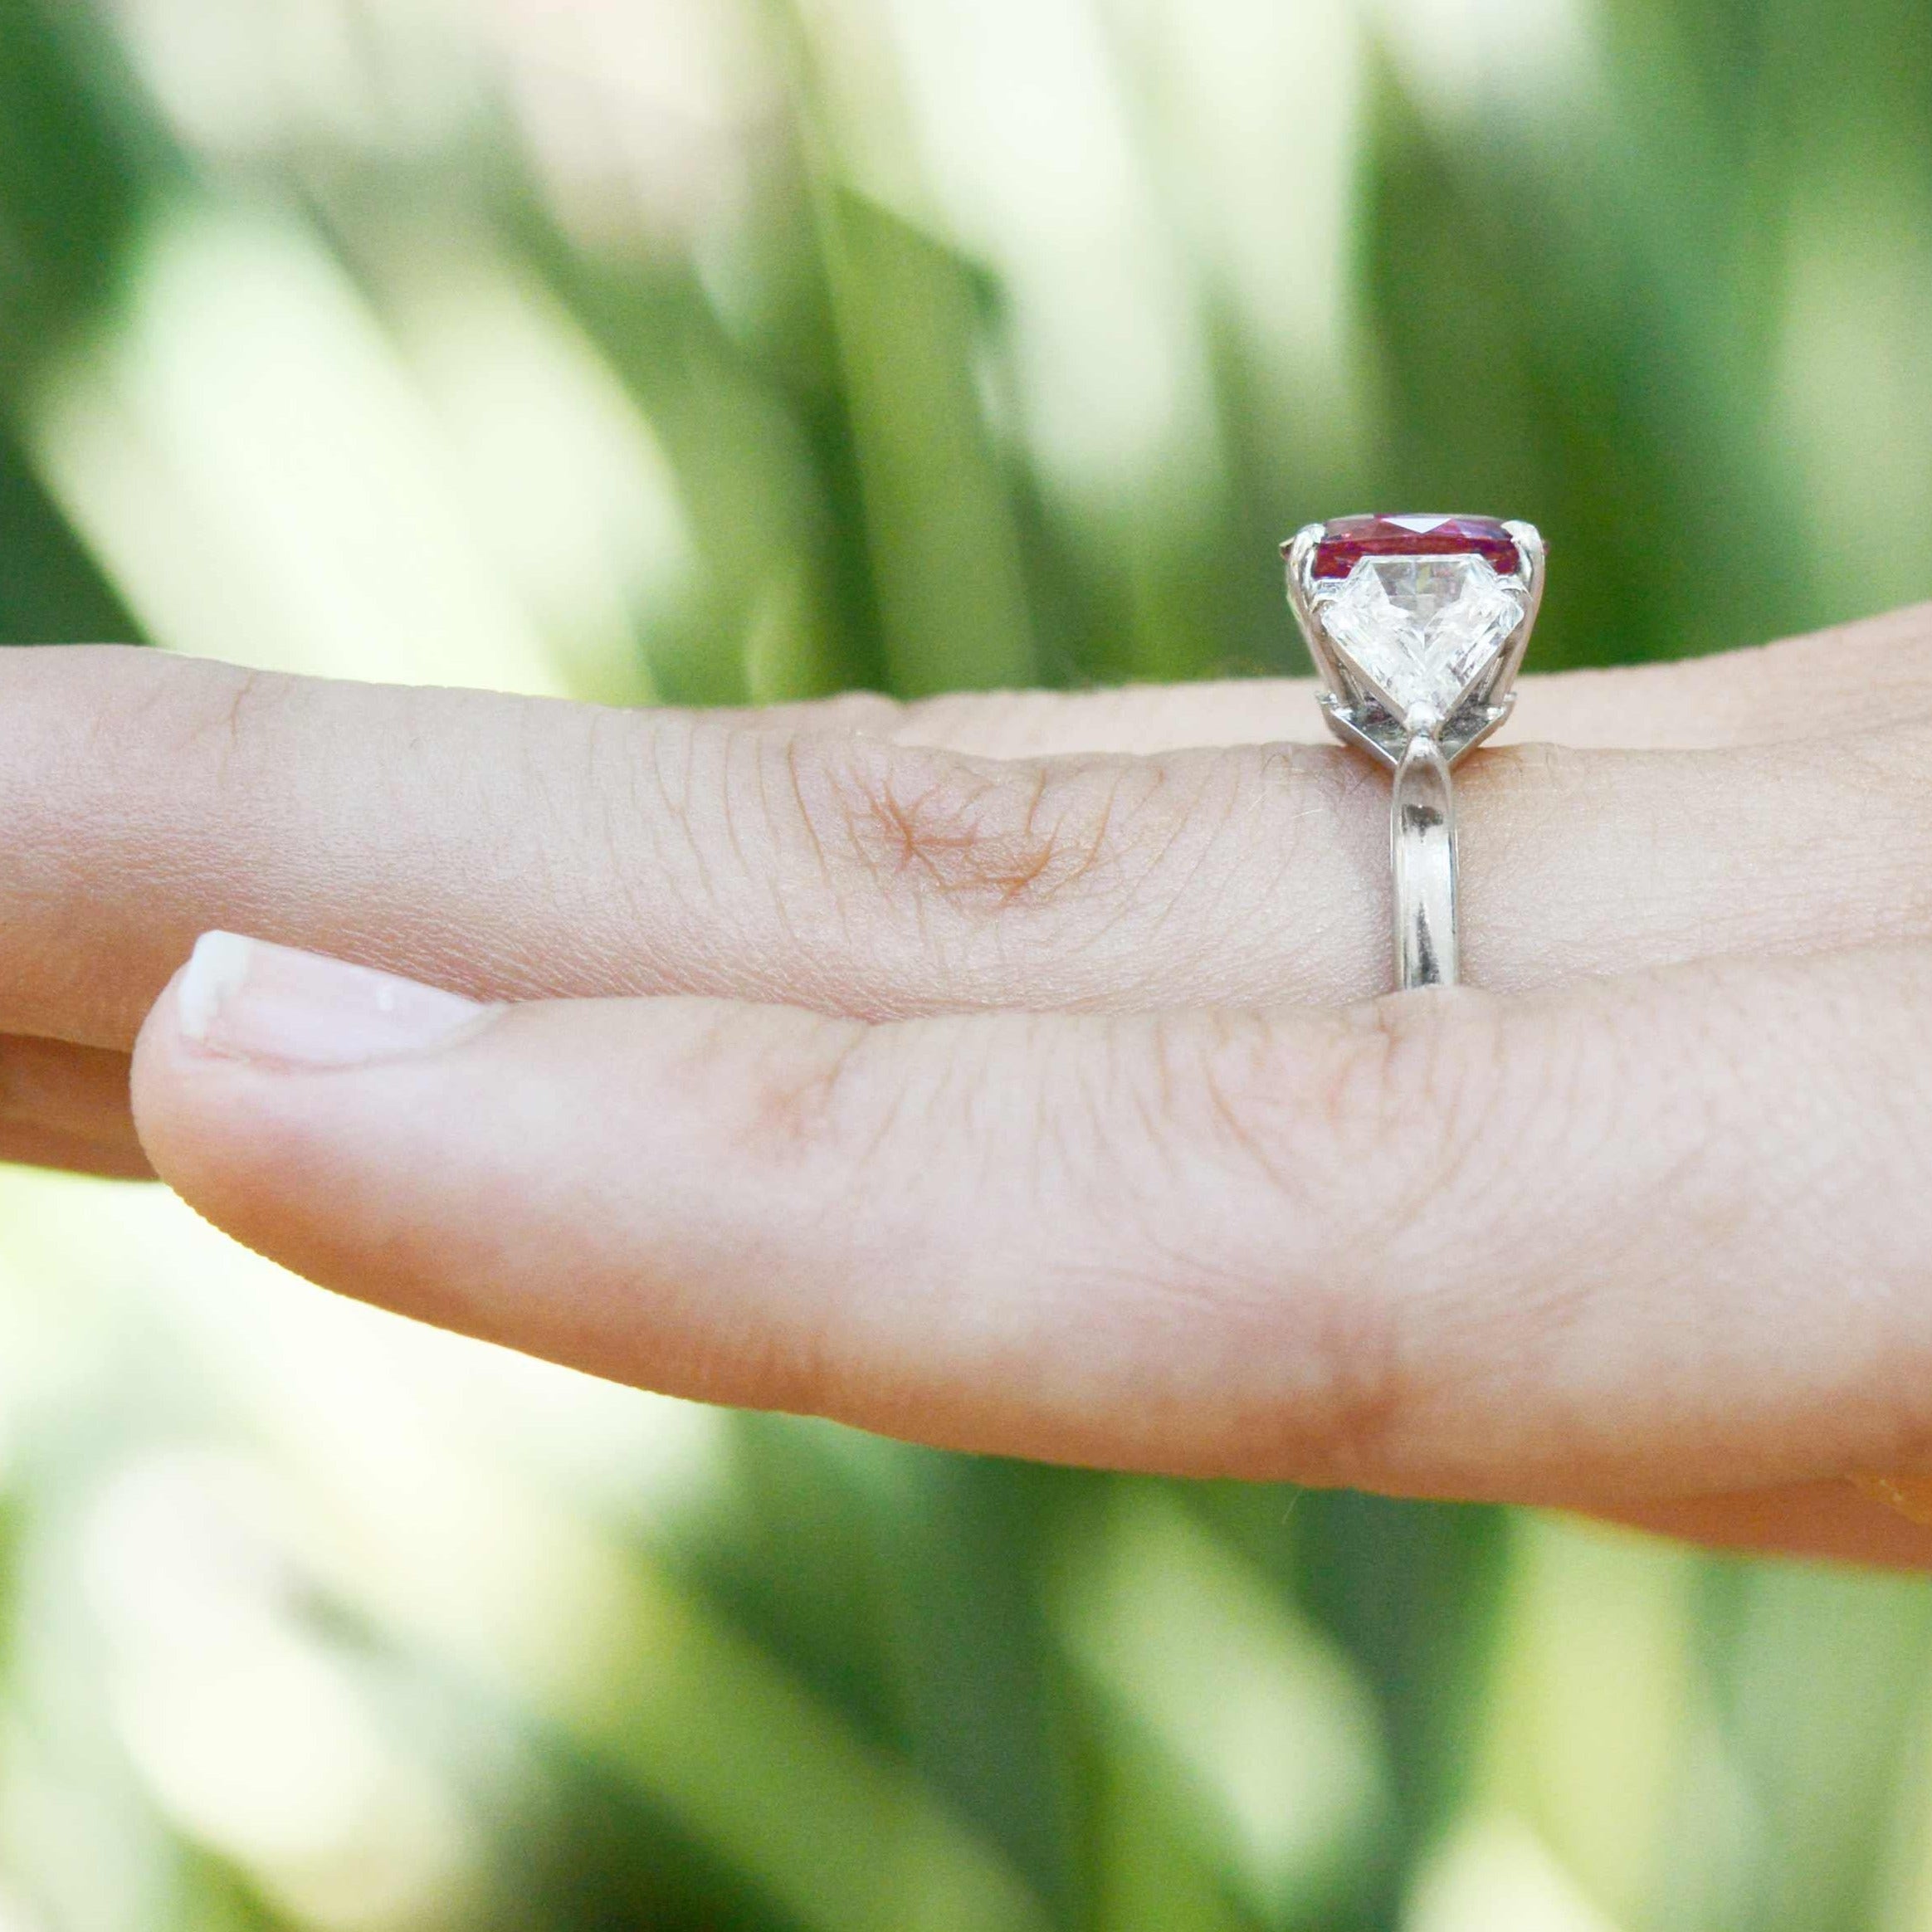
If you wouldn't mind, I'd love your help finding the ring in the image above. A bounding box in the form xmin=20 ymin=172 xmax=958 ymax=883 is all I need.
xmin=1282 ymin=514 xmax=1545 ymax=991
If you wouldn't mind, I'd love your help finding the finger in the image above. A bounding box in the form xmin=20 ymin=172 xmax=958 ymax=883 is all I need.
xmin=0 ymin=1037 xmax=147 ymax=1178
xmin=764 ymin=600 xmax=1932 ymax=754
xmin=129 ymin=932 xmax=1932 ymax=1570
xmin=6 ymin=637 xmax=1930 ymax=1053
xmin=132 ymin=934 xmax=1932 ymax=1515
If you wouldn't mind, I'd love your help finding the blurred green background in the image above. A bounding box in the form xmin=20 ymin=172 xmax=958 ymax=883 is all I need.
xmin=1 ymin=0 xmax=1930 ymax=1926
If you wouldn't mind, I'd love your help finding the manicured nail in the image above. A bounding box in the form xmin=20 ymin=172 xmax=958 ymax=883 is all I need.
xmin=176 ymin=932 xmax=490 ymax=1069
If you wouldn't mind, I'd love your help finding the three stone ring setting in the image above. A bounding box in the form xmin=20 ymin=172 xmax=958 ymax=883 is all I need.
xmin=1284 ymin=514 xmax=1546 ymax=992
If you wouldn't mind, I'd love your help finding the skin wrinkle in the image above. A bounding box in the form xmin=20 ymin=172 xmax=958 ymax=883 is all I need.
xmin=1455 ymin=742 xmax=1583 ymax=967
xmin=1260 ymin=744 xmax=1382 ymax=987
xmin=1473 ymin=722 xmax=1932 ymax=983
xmin=112 ymin=653 xmax=256 ymax=781
xmin=687 ymin=723 xmax=787 ymax=999
xmin=794 ymin=1025 xmax=1011 ymax=1430
xmin=784 ymin=738 xmax=964 ymax=995
xmin=1042 ymin=763 xmax=1129 ymax=912
xmin=513 ymin=691 xmax=570 ymax=929
xmin=1084 ymin=1010 xmax=1418 ymax=1489
xmin=634 ymin=713 xmax=711 ymax=988
xmin=583 ymin=705 xmax=656 ymax=986
xmin=715 ymin=723 xmax=759 ymax=920
xmin=1065 ymin=1014 xmax=1182 ymax=1242
xmin=1425 ymin=1010 xmax=1646 ymax=1464
xmin=573 ymin=1042 xmax=834 ymax=1406
xmin=1033 ymin=1043 xmax=1313 ymax=1467
xmin=1251 ymin=1261 xmax=1414 ymax=1492
xmin=1030 ymin=1009 xmax=1100 ymax=1195
xmin=1809 ymin=969 xmax=1932 ymax=1448
xmin=778 ymin=731 xmax=842 ymax=935
xmin=1802 ymin=993 xmax=1932 ymax=1447
xmin=1494 ymin=968 xmax=1932 ymax=1495
xmin=1051 ymin=757 xmax=1233 ymax=989
xmin=742 ymin=1011 xmax=880 ymax=1185
xmin=791 ymin=1016 xmax=1009 ymax=1417
xmin=789 ymin=734 xmax=1224 ymax=1011
xmin=833 ymin=742 xmax=1079 ymax=910
xmin=1288 ymin=1001 xmax=1554 ymax=1469
xmin=978 ymin=1014 xmax=1041 ymax=1195
xmin=1047 ymin=1258 xmax=1317 ymax=1480
xmin=1207 ymin=1010 xmax=1507 ymax=1470
xmin=1016 ymin=756 xmax=1055 ymax=898
xmin=833 ymin=1027 xmax=925 ymax=1198
xmin=746 ymin=728 xmax=812 ymax=968
xmin=604 ymin=1027 xmax=851 ymax=1411
xmin=218 ymin=665 xmax=267 ymax=769
xmin=1142 ymin=1009 xmax=1186 ymax=1162
xmin=1112 ymin=1017 xmax=1419 ymax=1485
xmin=1037 ymin=1015 xmax=1145 ymax=1291
xmin=1652 ymin=986 xmax=1761 ymax=1276
xmin=637 ymin=709 xmax=687 ymax=892
xmin=1462 ymin=751 xmax=1747 ymax=987
xmin=1193 ymin=1009 xmax=1306 ymax=1206
xmin=1045 ymin=751 xmax=1349 ymax=1014
xmin=1827 ymin=731 xmax=1932 ymax=947
xmin=1210 ymin=754 xmax=1364 ymax=1000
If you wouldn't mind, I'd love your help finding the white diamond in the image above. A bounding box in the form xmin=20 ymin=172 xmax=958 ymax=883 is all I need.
xmin=1317 ymin=556 xmax=1525 ymax=717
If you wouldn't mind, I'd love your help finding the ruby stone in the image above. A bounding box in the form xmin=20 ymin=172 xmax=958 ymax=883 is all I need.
xmin=1301 ymin=515 xmax=1522 ymax=581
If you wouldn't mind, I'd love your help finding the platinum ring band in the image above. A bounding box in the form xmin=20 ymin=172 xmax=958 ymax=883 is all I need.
xmin=1282 ymin=515 xmax=1546 ymax=993
xmin=1392 ymin=729 xmax=1457 ymax=989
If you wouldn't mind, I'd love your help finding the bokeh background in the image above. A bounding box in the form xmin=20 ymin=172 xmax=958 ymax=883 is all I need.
xmin=2 ymin=1 xmax=1930 ymax=1926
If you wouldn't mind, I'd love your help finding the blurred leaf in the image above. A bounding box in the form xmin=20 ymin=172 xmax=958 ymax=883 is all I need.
xmin=0 ymin=2 xmax=172 ymax=378
xmin=817 ymin=190 xmax=1037 ymax=695
xmin=0 ymin=425 xmax=139 ymax=644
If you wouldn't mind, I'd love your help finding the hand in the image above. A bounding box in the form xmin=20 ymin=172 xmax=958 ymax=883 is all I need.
xmin=7 ymin=621 xmax=1932 ymax=1565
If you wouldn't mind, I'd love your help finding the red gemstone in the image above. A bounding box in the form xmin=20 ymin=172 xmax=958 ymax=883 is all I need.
xmin=1300 ymin=514 xmax=1523 ymax=580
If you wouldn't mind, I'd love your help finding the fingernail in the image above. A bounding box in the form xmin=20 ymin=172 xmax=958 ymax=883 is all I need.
xmin=176 ymin=932 xmax=490 ymax=1069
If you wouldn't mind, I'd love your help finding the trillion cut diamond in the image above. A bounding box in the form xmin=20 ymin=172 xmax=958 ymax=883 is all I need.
xmin=1317 ymin=555 xmax=1525 ymax=718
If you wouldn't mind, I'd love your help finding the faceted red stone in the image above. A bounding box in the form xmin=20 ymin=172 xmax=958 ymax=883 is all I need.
xmin=1300 ymin=514 xmax=1523 ymax=580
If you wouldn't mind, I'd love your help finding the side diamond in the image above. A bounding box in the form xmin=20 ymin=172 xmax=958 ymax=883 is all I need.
xmin=1318 ymin=557 xmax=1525 ymax=718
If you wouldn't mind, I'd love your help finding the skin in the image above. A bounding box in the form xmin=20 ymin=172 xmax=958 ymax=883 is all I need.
xmin=4 ymin=614 xmax=1931 ymax=1566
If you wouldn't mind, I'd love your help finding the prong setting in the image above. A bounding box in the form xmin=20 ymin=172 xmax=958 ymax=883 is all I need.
xmin=1282 ymin=515 xmax=1542 ymax=771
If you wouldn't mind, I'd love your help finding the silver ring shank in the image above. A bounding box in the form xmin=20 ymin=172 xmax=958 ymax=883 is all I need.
xmin=1391 ymin=734 xmax=1458 ymax=990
